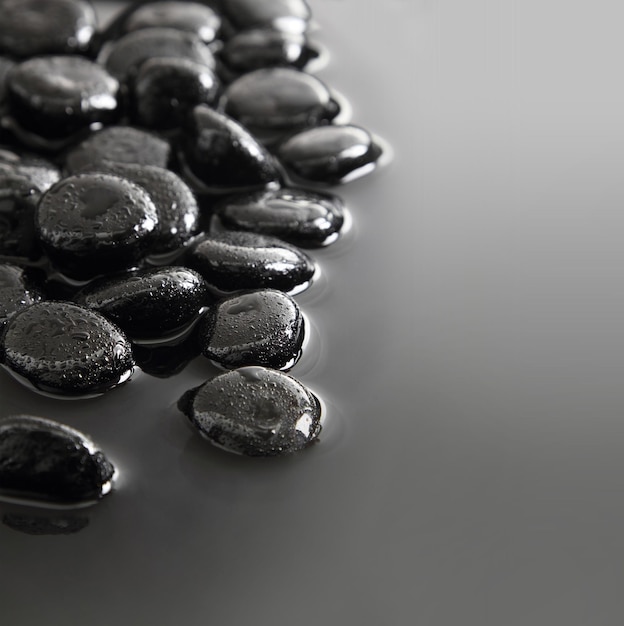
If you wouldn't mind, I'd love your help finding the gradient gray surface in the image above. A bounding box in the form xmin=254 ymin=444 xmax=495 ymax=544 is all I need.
xmin=2 ymin=1 xmax=623 ymax=624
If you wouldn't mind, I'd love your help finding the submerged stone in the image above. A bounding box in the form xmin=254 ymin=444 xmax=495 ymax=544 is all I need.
xmin=179 ymin=366 xmax=322 ymax=456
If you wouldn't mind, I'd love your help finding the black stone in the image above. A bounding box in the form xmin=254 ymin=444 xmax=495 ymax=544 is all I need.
xmin=0 ymin=147 xmax=61 ymax=193
xmin=132 ymin=330 xmax=202 ymax=377
xmin=0 ymin=301 xmax=135 ymax=397
xmin=176 ymin=105 xmax=282 ymax=195
xmin=132 ymin=57 xmax=220 ymax=131
xmin=0 ymin=0 xmax=96 ymax=59
xmin=5 ymin=56 xmax=120 ymax=142
xmin=186 ymin=230 xmax=315 ymax=293
xmin=36 ymin=173 xmax=159 ymax=280
xmin=75 ymin=266 xmax=211 ymax=340
xmin=221 ymin=0 xmax=312 ymax=35
xmin=0 ymin=263 xmax=44 ymax=325
xmin=64 ymin=125 xmax=172 ymax=174
xmin=198 ymin=289 xmax=304 ymax=370
xmin=179 ymin=366 xmax=322 ymax=456
xmin=276 ymin=124 xmax=384 ymax=185
xmin=0 ymin=414 xmax=114 ymax=503
xmin=215 ymin=187 xmax=344 ymax=247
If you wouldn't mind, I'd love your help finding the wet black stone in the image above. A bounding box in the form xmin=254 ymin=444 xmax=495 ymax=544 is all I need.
xmin=64 ymin=125 xmax=172 ymax=174
xmin=0 ymin=0 xmax=96 ymax=59
xmin=120 ymin=1 xmax=221 ymax=44
xmin=35 ymin=173 xmax=159 ymax=280
xmin=215 ymin=187 xmax=344 ymax=247
xmin=0 ymin=147 xmax=61 ymax=193
xmin=221 ymin=68 xmax=339 ymax=138
xmin=219 ymin=29 xmax=319 ymax=76
xmin=2 ymin=512 xmax=89 ymax=535
xmin=276 ymin=124 xmax=384 ymax=185
xmin=0 ymin=415 xmax=114 ymax=502
xmin=97 ymin=27 xmax=216 ymax=85
xmin=0 ymin=263 xmax=44 ymax=325
xmin=5 ymin=56 xmax=120 ymax=143
xmin=0 ymin=301 xmax=135 ymax=397
xmin=221 ymin=0 xmax=312 ymax=35
xmin=79 ymin=161 xmax=200 ymax=255
xmin=179 ymin=366 xmax=322 ymax=456
xmin=176 ymin=105 xmax=282 ymax=195
xmin=198 ymin=289 xmax=304 ymax=370
xmin=74 ymin=266 xmax=211 ymax=340
xmin=186 ymin=230 xmax=315 ymax=293
xmin=132 ymin=57 xmax=220 ymax=131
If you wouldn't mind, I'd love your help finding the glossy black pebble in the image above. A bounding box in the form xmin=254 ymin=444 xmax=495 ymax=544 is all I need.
xmin=177 ymin=105 xmax=282 ymax=195
xmin=36 ymin=173 xmax=159 ymax=280
xmin=0 ymin=301 xmax=135 ymax=397
xmin=178 ymin=366 xmax=322 ymax=456
xmin=0 ymin=415 xmax=114 ymax=503
xmin=64 ymin=125 xmax=171 ymax=174
xmin=5 ymin=56 xmax=120 ymax=142
xmin=0 ymin=263 xmax=44 ymax=325
xmin=75 ymin=266 xmax=211 ymax=341
xmin=221 ymin=68 xmax=339 ymax=136
xmin=277 ymin=124 xmax=383 ymax=185
xmin=0 ymin=0 xmax=96 ymax=59
xmin=198 ymin=289 xmax=304 ymax=370
xmin=215 ymin=187 xmax=344 ymax=247
xmin=221 ymin=0 xmax=312 ymax=35
xmin=186 ymin=230 xmax=315 ymax=293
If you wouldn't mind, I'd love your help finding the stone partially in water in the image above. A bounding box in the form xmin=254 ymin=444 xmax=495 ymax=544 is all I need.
xmin=198 ymin=289 xmax=304 ymax=370
xmin=0 ymin=414 xmax=114 ymax=503
xmin=276 ymin=124 xmax=383 ymax=185
xmin=0 ymin=262 xmax=44 ymax=325
xmin=221 ymin=0 xmax=312 ymax=35
xmin=179 ymin=366 xmax=322 ymax=456
xmin=35 ymin=173 xmax=159 ymax=280
xmin=214 ymin=186 xmax=345 ymax=247
xmin=1 ymin=301 xmax=135 ymax=397
xmin=185 ymin=230 xmax=315 ymax=294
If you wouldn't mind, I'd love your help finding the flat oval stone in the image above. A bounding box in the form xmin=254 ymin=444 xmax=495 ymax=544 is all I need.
xmin=198 ymin=289 xmax=304 ymax=370
xmin=74 ymin=266 xmax=211 ymax=340
xmin=0 ymin=0 xmax=96 ymax=58
xmin=276 ymin=124 xmax=383 ymax=185
xmin=0 ymin=415 xmax=114 ymax=503
xmin=215 ymin=187 xmax=344 ymax=247
xmin=186 ymin=230 xmax=316 ymax=293
xmin=178 ymin=366 xmax=322 ymax=456
xmin=132 ymin=57 xmax=220 ymax=131
xmin=0 ymin=301 xmax=135 ymax=397
xmin=0 ymin=148 xmax=61 ymax=194
xmin=222 ymin=0 xmax=312 ymax=34
xmin=5 ymin=56 xmax=120 ymax=142
xmin=221 ymin=68 xmax=339 ymax=136
xmin=121 ymin=1 xmax=221 ymax=44
xmin=176 ymin=105 xmax=282 ymax=195
xmin=0 ymin=263 xmax=44 ymax=324
xmin=36 ymin=173 xmax=159 ymax=280
xmin=97 ymin=27 xmax=216 ymax=84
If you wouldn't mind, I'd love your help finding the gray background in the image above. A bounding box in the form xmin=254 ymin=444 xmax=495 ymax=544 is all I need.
xmin=2 ymin=1 xmax=624 ymax=624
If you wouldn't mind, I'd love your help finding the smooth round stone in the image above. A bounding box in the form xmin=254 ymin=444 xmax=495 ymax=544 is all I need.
xmin=80 ymin=161 xmax=199 ymax=255
xmin=0 ymin=415 xmax=114 ymax=503
xmin=215 ymin=187 xmax=344 ymax=247
xmin=198 ymin=289 xmax=304 ymax=370
xmin=177 ymin=105 xmax=282 ymax=195
xmin=219 ymin=29 xmax=318 ymax=75
xmin=0 ymin=148 xmax=61 ymax=193
xmin=74 ymin=266 xmax=211 ymax=341
xmin=121 ymin=1 xmax=221 ymax=44
xmin=36 ymin=173 xmax=159 ymax=280
xmin=0 ymin=263 xmax=44 ymax=325
xmin=277 ymin=124 xmax=384 ymax=185
xmin=0 ymin=301 xmax=135 ymax=397
xmin=0 ymin=0 xmax=96 ymax=58
xmin=221 ymin=68 xmax=339 ymax=135
xmin=221 ymin=0 xmax=312 ymax=34
xmin=132 ymin=57 xmax=220 ymax=131
xmin=178 ymin=366 xmax=322 ymax=456
xmin=186 ymin=230 xmax=316 ymax=293
xmin=64 ymin=126 xmax=171 ymax=174
xmin=97 ymin=27 xmax=216 ymax=84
